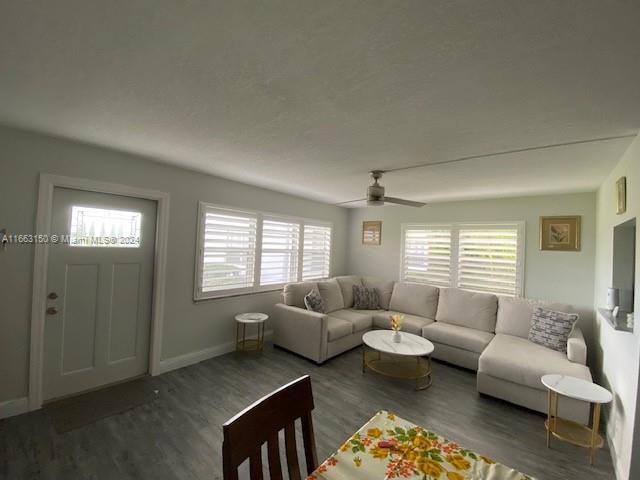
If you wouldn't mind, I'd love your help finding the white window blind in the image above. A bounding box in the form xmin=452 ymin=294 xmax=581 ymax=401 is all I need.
xmin=195 ymin=202 xmax=332 ymax=299
xmin=401 ymin=226 xmax=452 ymax=287
xmin=302 ymin=224 xmax=332 ymax=280
xmin=400 ymin=222 xmax=524 ymax=296
xmin=458 ymin=226 xmax=521 ymax=296
xmin=260 ymin=219 xmax=300 ymax=286
xmin=198 ymin=207 xmax=257 ymax=295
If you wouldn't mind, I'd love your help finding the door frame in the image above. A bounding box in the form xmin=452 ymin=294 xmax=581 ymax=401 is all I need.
xmin=29 ymin=173 xmax=170 ymax=410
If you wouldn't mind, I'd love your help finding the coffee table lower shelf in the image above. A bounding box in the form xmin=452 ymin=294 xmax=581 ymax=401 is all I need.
xmin=362 ymin=349 xmax=432 ymax=390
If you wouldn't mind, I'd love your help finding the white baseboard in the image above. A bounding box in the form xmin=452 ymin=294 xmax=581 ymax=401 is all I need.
xmin=156 ymin=331 xmax=273 ymax=375
xmin=0 ymin=396 xmax=29 ymax=419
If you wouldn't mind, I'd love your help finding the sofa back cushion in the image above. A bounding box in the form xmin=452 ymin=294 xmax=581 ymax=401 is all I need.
xmin=389 ymin=282 xmax=439 ymax=318
xmin=496 ymin=296 xmax=573 ymax=339
xmin=283 ymin=281 xmax=318 ymax=308
xmin=335 ymin=275 xmax=363 ymax=308
xmin=362 ymin=277 xmax=395 ymax=309
xmin=436 ymin=288 xmax=497 ymax=332
xmin=317 ymin=279 xmax=345 ymax=313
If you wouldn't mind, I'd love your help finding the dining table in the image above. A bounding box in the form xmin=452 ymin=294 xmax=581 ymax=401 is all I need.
xmin=307 ymin=410 xmax=534 ymax=480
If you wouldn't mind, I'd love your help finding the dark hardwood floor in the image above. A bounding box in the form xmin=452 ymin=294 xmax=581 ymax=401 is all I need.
xmin=0 ymin=344 xmax=614 ymax=479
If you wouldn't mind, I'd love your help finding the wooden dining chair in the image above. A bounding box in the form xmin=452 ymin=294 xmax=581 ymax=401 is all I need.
xmin=222 ymin=375 xmax=318 ymax=480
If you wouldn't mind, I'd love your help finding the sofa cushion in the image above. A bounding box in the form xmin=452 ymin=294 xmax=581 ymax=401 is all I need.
xmin=436 ymin=288 xmax=497 ymax=333
xmin=422 ymin=323 xmax=494 ymax=354
xmin=327 ymin=317 xmax=353 ymax=342
xmin=528 ymin=307 xmax=578 ymax=353
xmin=496 ymin=296 xmax=574 ymax=339
xmin=283 ymin=281 xmax=318 ymax=308
xmin=362 ymin=277 xmax=395 ymax=310
xmin=335 ymin=275 xmax=363 ymax=308
xmin=303 ymin=288 xmax=325 ymax=313
xmin=329 ymin=309 xmax=374 ymax=332
xmin=478 ymin=334 xmax=591 ymax=391
xmin=353 ymin=285 xmax=380 ymax=310
xmin=373 ymin=311 xmax=434 ymax=336
xmin=317 ymin=279 xmax=345 ymax=313
xmin=389 ymin=282 xmax=439 ymax=318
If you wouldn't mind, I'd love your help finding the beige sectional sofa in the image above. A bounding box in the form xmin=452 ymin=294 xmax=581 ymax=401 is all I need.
xmin=272 ymin=276 xmax=592 ymax=423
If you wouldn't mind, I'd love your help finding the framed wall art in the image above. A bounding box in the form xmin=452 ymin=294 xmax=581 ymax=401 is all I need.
xmin=362 ymin=221 xmax=382 ymax=246
xmin=617 ymin=176 xmax=627 ymax=214
xmin=540 ymin=216 xmax=581 ymax=252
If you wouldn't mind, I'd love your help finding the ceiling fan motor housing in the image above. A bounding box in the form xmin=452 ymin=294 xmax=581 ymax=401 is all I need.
xmin=367 ymin=183 xmax=385 ymax=205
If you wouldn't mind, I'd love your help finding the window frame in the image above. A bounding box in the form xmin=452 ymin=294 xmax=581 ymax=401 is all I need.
xmin=400 ymin=221 xmax=526 ymax=297
xmin=194 ymin=201 xmax=333 ymax=301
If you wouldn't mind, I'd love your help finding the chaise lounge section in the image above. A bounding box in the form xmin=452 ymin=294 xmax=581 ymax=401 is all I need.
xmin=272 ymin=276 xmax=592 ymax=422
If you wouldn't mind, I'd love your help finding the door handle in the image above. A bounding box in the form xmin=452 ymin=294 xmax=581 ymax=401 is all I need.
xmin=46 ymin=307 xmax=58 ymax=315
xmin=48 ymin=292 xmax=58 ymax=300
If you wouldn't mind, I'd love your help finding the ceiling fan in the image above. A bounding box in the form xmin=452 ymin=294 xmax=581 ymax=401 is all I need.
xmin=337 ymin=170 xmax=426 ymax=207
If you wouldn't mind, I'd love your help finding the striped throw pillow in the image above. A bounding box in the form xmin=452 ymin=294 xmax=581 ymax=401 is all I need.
xmin=352 ymin=285 xmax=380 ymax=310
xmin=528 ymin=307 xmax=578 ymax=353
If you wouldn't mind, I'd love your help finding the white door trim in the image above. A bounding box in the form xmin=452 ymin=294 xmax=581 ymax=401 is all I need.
xmin=29 ymin=173 xmax=170 ymax=411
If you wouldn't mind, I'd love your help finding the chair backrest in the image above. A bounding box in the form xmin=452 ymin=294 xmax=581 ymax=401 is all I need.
xmin=222 ymin=375 xmax=318 ymax=480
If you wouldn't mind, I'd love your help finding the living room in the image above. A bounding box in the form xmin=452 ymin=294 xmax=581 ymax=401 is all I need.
xmin=0 ymin=2 xmax=639 ymax=480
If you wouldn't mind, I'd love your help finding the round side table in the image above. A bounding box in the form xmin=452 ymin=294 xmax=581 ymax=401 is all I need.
xmin=541 ymin=374 xmax=612 ymax=465
xmin=235 ymin=313 xmax=268 ymax=352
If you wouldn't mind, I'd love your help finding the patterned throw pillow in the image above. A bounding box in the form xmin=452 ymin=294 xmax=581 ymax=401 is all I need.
xmin=304 ymin=288 xmax=325 ymax=313
xmin=352 ymin=285 xmax=380 ymax=310
xmin=528 ymin=307 xmax=578 ymax=353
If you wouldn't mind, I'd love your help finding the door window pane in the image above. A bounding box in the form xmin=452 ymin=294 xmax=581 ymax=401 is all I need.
xmin=69 ymin=206 xmax=142 ymax=248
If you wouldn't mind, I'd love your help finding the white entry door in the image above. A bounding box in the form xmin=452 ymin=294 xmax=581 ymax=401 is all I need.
xmin=43 ymin=187 xmax=156 ymax=401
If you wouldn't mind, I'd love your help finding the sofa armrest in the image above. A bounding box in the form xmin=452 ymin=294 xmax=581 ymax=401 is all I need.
xmin=272 ymin=304 xmax=328 ymax=363
xmin=567 ymin=327 xmax=587 ymax=364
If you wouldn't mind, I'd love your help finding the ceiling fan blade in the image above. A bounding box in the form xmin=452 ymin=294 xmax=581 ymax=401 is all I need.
xmin=335 ymin=198 xmax=367 ymax=206
xmin=384 ymin=196 xmax=426 ymax=207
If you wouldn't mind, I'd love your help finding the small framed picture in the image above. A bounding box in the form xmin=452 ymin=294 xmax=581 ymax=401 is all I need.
xmin=362 ymin=221 xmax=382 ymax=246
xmin=540 ymin=216 xmax=581 ymax=251
xmin=617 ymin=176 xmax=627 ymax=214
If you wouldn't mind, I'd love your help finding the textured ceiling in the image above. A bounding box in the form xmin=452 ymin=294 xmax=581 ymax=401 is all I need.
xmin=0 ymin=1 xmax=639 ymax=205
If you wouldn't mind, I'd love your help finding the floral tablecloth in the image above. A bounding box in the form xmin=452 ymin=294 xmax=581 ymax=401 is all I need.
xmin=308 ymin=411 xmax=534 ymax=480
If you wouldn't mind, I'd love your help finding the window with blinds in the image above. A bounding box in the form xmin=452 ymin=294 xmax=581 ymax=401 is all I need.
xmin=457 ymin=226 xmax=521 ymax=296
xmin=194 ymin=202 xmax=333 ymax=299
xmin=197 ymin=207 xmax=257 ymax=295
xmin=400 ymin=222 xmax=524 ymax=296
xmin=260 ymin=219 xmax=300 ymax=286
xmin=302 ymin=224 xmax=332 ymax=280
xmin=401 ymin=226 xmax=452 ymax=287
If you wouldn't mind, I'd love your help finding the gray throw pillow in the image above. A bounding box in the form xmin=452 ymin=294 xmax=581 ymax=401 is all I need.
xmin=352 ymin=285 xmax=379 ymax=310
xmin=528 ymin=306 xmax=578 ymax=353
xmin=304 ymin=288 xmax=325 ymax=313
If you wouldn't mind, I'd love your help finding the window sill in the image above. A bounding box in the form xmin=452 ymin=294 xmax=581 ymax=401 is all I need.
xmin=194 ymin=287 xmax=282 ymax=302
xmin=598 ymin=307 xmax=633 ymax=333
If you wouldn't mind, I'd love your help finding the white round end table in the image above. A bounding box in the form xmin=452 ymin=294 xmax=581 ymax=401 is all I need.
xmin=541 ymin=374 xmax=613 ymax=465
xmin=362 ymin=330 xmax=435 ymax=390
xmin=235 ymin=313 xmax=268 ymax=352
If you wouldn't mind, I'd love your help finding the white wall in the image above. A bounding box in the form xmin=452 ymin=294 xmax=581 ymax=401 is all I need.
xmin=593 ymin=134 xmax=640 ymax=480
xmin=347 ymin=193 xmax=597 ymax=349
xmin=0 ymin=125 xmax=349 ymax=406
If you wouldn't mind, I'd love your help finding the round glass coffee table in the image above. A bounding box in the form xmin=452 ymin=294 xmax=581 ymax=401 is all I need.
xmin=362 ymin=330 xmax=434 ymax=390
xmin=235 ymin=313 xmax=268 ymax=352
xmin=541 ymin=374 xmax=613 ymax=465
